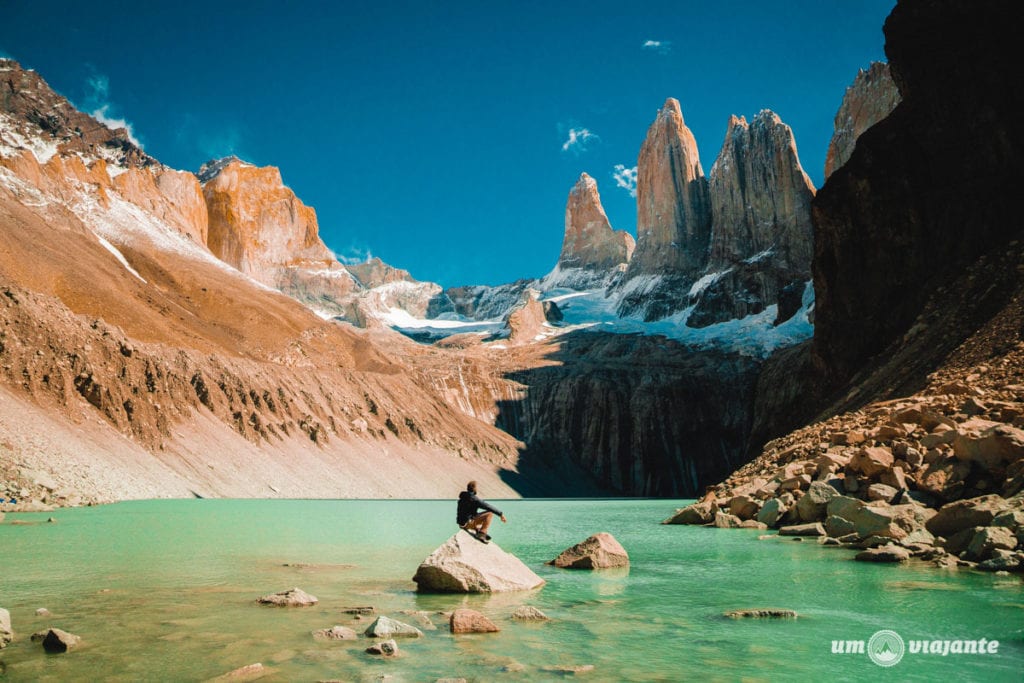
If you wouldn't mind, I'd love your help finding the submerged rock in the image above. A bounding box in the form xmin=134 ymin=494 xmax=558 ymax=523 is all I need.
xmin=450 ymin=608 xmax=500 ymax=634
xmin=212 ymin=662 xmax=266 ymax=681
xmin=511 ymin=605 xmax=550 ymax=621
xmin=312 ymin=626 xmax=357 ymax=641
xmin=412 ymin=530 xmax=545 ymax=593
xmin=256 ymin=587 xmax=318 ymax=607
xmin=724 ymin=609 xmax=798 ymax=619
xmin=363 ymin=616 xmax=423 ymax=638
xmin=548 ymin=533 xmax=629 ymax=569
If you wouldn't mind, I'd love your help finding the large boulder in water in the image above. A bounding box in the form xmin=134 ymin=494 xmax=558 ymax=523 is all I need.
xmin=548 ymin=532 xmax=630 ymax=569
xmin=412 ymin=530 xmax=545 ymax=593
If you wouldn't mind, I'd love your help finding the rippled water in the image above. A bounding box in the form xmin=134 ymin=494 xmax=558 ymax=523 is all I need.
xmin=1 ymin=499 xmax=1022 ymax=681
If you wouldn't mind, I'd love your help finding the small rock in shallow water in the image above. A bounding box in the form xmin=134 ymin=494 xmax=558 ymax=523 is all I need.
xmin=256 ymin=587 xmax=317 ymax=607
xmin=342 ymin=606 xmax=375 ymax=615
xmin=450 ymin=608 xmax=500 ymax=634
xmin=39 ymin=628 xmax=81 ymax=653
xmin=312 ymin=626 xmax=357 ymax=641
xmin=212 ymin=662 xmax=265 ymax=680
xmin=364 ymin=616 xmax=423 ymax=638
xmin=365 ymin=639 xmax=399 ymax=656
xmin=511 ymin=605 xmax=550 ymax=621
xmin=540 ymin=664 xmax=595 ymax=675
xmin=549 ymin=532 xmax=629 ymax=569
xmin=725 ymin=609 xmax=798 ymax=619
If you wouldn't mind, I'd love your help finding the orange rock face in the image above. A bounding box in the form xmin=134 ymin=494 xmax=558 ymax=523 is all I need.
xmin=824 ymin=61 xmax=900 ymax=179
xmin=627 ymin=97 xmax=711 ymax=278
xmin=114 ymin=167 xmax=209 ymax=245
xmin=559 ymin=173 xmax=634 ymax=272
xmin=201 ymin=159 xmax=335 ymax=281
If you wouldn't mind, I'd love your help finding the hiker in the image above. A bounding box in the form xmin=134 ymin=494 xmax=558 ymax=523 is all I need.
xmin=457 ymin=481 xmax=506 ymax=543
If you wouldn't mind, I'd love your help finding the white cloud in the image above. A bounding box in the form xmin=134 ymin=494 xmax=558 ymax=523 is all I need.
xmin=642 ymin=39 xmax=672 ymax=55
xmin=613 ymin=164 xmax=637 ymax=197
xmin=84 ymin=71 xmax=143 ymax=149
xmin=92 ymin=105 xmax=142 ymax=148
xmin=561 ymin=127 xmax=597 ymax=154
xmin=335 ymin=246 xmax=374 ymax=265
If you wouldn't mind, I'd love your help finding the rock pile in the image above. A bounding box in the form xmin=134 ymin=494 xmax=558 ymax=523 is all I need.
xmin=666 ymin=353 xmax=1024 ymax=571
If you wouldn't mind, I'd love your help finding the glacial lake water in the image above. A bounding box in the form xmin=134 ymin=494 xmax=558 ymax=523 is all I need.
xmin=0 ymin=499 xmax=1022 ymax=682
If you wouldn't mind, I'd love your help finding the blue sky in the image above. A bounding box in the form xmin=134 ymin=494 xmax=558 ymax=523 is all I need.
xmin=1 ymin=0 xmax=894 ymax=287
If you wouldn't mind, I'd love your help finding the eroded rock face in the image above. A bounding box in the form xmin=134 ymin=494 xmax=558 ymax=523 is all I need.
xmin=553 ymin=174 xmax=634 ymax=283
xmin=412 ymin=530 xmax=546 ymax=593
xmin=824 ymin=62 xmax=901 ymax=179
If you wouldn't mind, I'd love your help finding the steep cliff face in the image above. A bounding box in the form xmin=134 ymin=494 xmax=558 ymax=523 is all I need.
xmin=200 ymin=159 xmax=336 ymax=277
xmin=708 ymin=112 xmax=815 ymax=271
xmin=812 ymin=0 xmax=1024 ymax=390
xmin=824 ymin=61 xmax=900 ymax=179
xmin=615 ymin=99 xmax=711 ymax=319
xmin=495 ymin=334 xmax=762 ymax=496
xmin=688 ymin=111 xmax=815 ymax=327
xmin=199 ymin=157 xmax=362 ymax=316
xmin=548 ymin=173 xmax=634 ymax=288
xmin=630 ymin=98 xmax=711 ymax=277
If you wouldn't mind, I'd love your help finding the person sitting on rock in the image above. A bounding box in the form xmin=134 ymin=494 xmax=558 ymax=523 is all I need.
xmin=457 ymin=481 xmax=506 ymax=543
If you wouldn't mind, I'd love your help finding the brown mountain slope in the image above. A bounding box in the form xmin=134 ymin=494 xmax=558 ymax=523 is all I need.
xmin=0 ymin=133 xmax=526 ymax=510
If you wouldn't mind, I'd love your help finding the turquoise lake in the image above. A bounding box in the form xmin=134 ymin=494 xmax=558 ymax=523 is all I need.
xmin=0 ymin=499 xmax=1022 ymax=681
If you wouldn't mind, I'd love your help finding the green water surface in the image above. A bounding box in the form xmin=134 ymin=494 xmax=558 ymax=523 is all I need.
xmin=0 ymin=499 xmax=1021 ymax=681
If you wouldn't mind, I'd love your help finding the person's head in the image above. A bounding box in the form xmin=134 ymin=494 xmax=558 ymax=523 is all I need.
xmin=467 ymin=481 xmax=477 ymax=494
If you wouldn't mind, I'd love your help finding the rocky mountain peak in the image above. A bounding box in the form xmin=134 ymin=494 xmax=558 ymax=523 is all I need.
xmin=708 ymin=109 xmax=815 ymax=272
xmin=345 ymin=256 xmax=415 ymax=289
xmin=0 ymin=58 xmax=155 ymax=169
xmin=824 ymin=62 xmax=901 ymax=179
xmin=196 ymin=156 xmax=251 ymax=184
xmin=625 ymin=97 xmax=711 ymax=281
xmin=556 ymin=173 xmax=634 ymax=274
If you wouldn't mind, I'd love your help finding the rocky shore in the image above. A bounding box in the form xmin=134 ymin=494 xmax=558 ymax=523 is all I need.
xmin=666 ymin=336 xmax=1024 ymax=573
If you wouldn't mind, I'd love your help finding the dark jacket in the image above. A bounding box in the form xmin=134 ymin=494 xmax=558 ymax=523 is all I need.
xmin=457 ymin=490 xmax=502 ymax=525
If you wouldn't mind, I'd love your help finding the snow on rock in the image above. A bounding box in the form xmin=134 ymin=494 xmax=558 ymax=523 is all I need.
xmin=95 ymin=234 xmax=147 ymax=283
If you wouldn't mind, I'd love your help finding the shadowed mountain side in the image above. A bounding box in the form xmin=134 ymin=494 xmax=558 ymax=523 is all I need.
xmin=491 ymin=332 xmax=766 ymax=497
